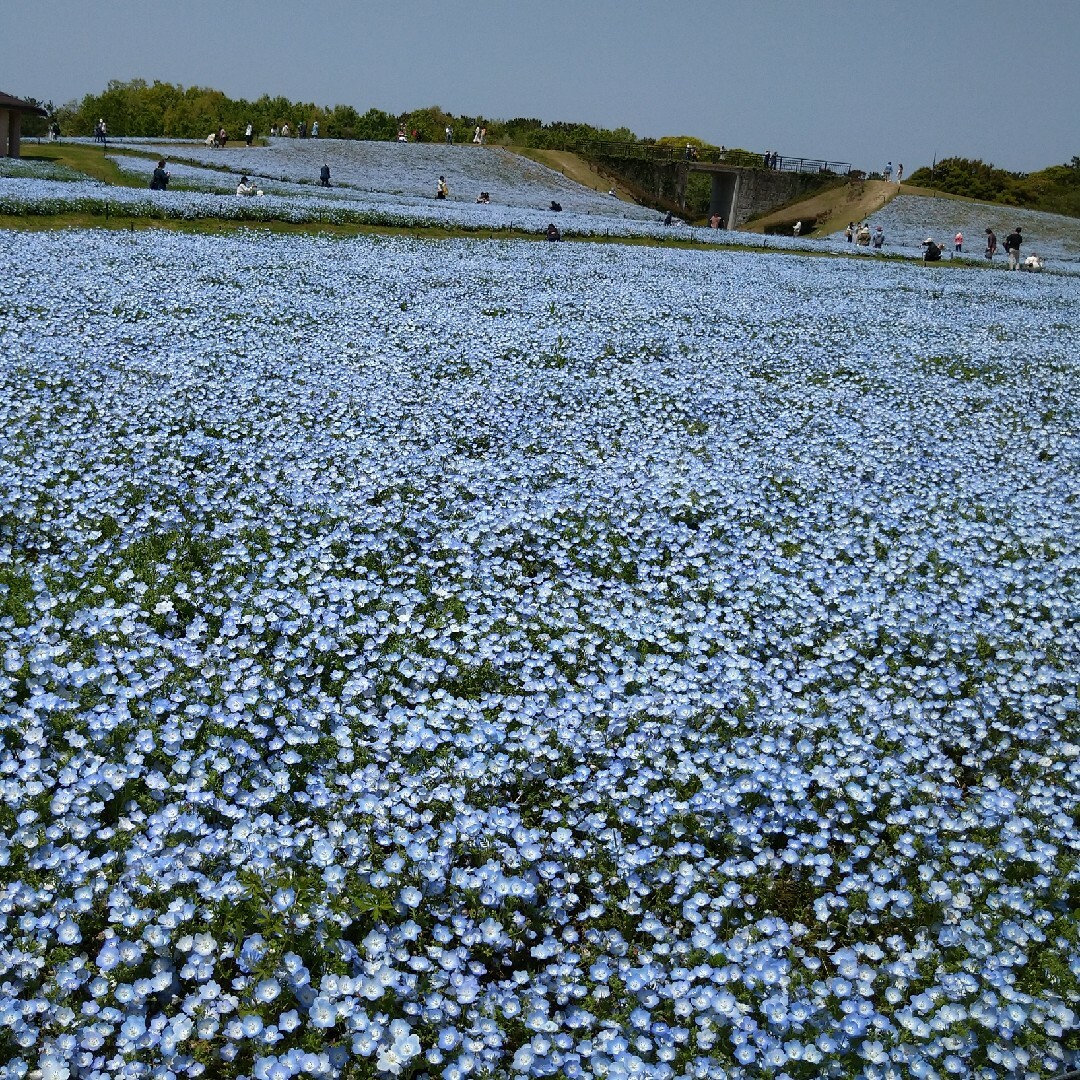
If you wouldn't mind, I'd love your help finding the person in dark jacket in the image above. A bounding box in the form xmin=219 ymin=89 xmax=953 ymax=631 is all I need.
xmin=922 ymin=238 xmax=943 ymax=262
xmin=1004 ymin=227 xmax=1022 ymax=270
xmin=319 ymin=163 xmax=331 ymax=187
xmin=149 ymin=160 xmax=170 ymax=190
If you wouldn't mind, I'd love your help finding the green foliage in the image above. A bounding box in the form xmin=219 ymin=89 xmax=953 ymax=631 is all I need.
xmin=15 ymin=96 xmax=53 ymax=137
xmin=53 ymin=79 xmax=648 ymax=151
xmin=908 ymin=155 xmax=1080 ymax=218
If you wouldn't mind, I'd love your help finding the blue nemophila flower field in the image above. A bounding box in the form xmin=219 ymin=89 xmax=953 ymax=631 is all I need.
xmin=0 ymin=227 xmax=1078 ymax=1080
xmin=864 ymin=195 xmax=1080 ymax=267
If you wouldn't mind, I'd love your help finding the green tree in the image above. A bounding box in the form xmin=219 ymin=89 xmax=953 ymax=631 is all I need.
xmin=18 ymin=96 xmax=52 ymax=137
xmin=355 ymin=108 xmax=397 ymax=141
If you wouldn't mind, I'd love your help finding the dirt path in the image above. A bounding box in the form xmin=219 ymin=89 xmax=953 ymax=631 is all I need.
xmin=743 ymin=179 xmax=902 ymax=236
xmin=504 ymin=147 xmax=638 ymax=201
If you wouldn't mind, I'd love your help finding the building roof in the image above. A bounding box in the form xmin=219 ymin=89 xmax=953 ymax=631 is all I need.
xmin=0 ymin=92 xmax=48 ymax=115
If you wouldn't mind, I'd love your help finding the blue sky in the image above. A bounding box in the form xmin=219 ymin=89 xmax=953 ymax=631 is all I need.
xmin=7 ymin=0 xmax=1078 ymax=173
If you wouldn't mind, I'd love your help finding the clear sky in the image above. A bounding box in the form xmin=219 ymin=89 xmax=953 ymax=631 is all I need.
xmin=7 ymin=0 xmax=1078 ymax=174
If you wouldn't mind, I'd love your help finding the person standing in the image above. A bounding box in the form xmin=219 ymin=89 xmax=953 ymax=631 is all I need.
xmin=1004 ymin=226 xmax=1022 ymax=269
xmin=312 ymin=121 xmax=319 ymax=138
xmin=436 ymin=175 xmax=448 ymax=199
xmin=884 ymin=161 xmax=893 ymax=182
xmin=985 ymin=227 xmax=998 ymax=259
xmin=319 ymin=163 xmax=331 ymax=187
xmin=954 ymin=231 xmax=963 ymax=252
xmin=445 ymin=125 xmax=453 ymax=144
xmin=245 ymin=122 xmax=253 ymax=146
xmin=896 ymin=163 xmax=903 ymax=184
xmin=872 ymin=226 xmax=885 ymax=250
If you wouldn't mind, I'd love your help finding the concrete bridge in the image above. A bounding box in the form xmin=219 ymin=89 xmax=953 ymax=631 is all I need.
xmin=575 ymin=139 xmax=850 ymax=227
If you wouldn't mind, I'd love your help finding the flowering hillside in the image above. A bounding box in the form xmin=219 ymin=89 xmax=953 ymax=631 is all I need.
xmin=115 ymin=137 xmax=659 ymax=219
xmin=864 ymin=194 xmax=1080 ymax=266
xmin=1 ymin=226 xmax=1078 ymax=1080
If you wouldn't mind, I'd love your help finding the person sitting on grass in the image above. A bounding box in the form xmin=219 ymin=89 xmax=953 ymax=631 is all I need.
xmin=236 ymin=175 xmax=258 ymax=197
xmin=546 ymin=223 xmax=562 ymax=242
xmin=922 ymin=237 xmax=943 ymax=262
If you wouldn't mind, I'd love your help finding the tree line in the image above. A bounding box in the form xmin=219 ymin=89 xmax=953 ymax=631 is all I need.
xmin=24 ymin=79 xmax=640 ymax=150
xmin=907 ymin=156 xmax=1080 ymax=219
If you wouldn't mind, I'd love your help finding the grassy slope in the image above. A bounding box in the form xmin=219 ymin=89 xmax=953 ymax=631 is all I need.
xmin=744 ymin=179 xmax=901 ymax=236
xmin=20 ymin=141 xmax=152 ymax=187
xmin=510 ymin=147 xmax=638 ymax=202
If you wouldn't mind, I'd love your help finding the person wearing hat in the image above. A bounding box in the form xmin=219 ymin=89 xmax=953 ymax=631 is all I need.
xmin=1004 ymin=226 xmax=1023 ymax=270
xmin=922 ymin=237 xmax=943 ymax=262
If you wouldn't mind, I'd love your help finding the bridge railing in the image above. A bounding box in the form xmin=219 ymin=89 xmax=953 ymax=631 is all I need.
xmin=573 ymin=139 xmax=850 ymax=175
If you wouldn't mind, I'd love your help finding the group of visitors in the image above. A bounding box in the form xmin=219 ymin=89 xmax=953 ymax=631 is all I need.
xmin=998 ymin=226 xmax=1041 ymax=270
xmin=266 ymin=122 xmax=317 ymax=137
xmin=919 ymin=225 xmax=1039 ymax=269
xmin=845 ymin=221 xmax=886 ymax=249
xmin=762 ymin=150 xmax=782 ymax=170
xmin=93 ymin=118 xmax=107 ymax=143
xmin=882 ymin=161 xmax=904 ymax=183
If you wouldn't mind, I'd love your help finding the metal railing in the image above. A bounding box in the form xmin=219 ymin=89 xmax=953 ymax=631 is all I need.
xmin=574 ymin=139 xmax=850 ymax=175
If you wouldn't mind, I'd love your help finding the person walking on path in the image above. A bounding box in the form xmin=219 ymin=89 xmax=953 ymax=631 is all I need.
xmin=884 ymin=161 xmax=893 ymax=182
xmin=896 ymin=163 xmax=903 ymax=184
xmin=1004 ymin=226 xmax=1023 ymax=270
